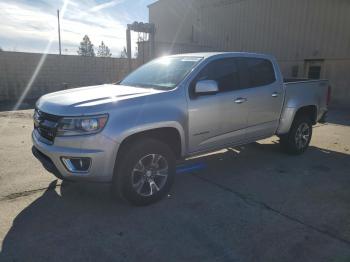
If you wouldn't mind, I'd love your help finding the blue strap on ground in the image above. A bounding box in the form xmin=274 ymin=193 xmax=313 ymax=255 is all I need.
xmin=176 ymin=162 xmax=207 ymax=174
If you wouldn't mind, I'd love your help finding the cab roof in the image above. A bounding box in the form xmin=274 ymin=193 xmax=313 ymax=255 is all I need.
xmin=166 ymin=52 xmax=275 ymax=61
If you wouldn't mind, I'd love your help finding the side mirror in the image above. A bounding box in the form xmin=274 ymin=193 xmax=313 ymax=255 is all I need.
xmin=195 ymin=80 xmax=219 ymax=95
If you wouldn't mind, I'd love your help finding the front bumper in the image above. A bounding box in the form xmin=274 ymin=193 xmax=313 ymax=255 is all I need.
xmin=32 ymin=130 xmax=119 ymax=182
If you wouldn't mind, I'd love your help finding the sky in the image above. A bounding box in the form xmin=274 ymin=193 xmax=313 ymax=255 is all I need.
xmin=0 ymin=0 xmax=156 ymax=57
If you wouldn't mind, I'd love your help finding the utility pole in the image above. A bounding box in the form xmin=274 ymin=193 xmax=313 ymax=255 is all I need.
xmin=57 ymin=9 xmax=62 ymax=55
xmin=126 ymin=28 xmax=132 ymax=72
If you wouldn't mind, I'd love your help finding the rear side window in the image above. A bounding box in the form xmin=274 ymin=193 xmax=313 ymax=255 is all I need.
xmin=240 ymin=58 xmax=276 ymax=88
xmin=196 ymin=58 xmax=240 ymax=92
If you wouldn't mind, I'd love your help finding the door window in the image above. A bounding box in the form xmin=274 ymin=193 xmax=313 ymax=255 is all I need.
xmin=239 ymin=58 xmax=276 ymax=88
xmin=195 ymin=58 xmax=240 ymax=92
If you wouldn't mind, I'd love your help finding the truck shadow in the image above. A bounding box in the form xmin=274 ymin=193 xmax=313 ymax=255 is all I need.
xmin=326 ymin=109 xmax=350 ymax=126
xmin=1 ymin=144 xmax=350 ymax=261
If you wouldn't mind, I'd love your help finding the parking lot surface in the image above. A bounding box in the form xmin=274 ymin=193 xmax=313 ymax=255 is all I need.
xmin=0 ymin=109 xmax=350 ymax=262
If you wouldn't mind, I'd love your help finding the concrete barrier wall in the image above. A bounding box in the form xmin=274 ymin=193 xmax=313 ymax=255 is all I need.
xmin=0 ymin=51 xmax=137 ymax=101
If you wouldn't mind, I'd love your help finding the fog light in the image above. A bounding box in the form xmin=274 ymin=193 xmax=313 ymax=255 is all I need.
xmin=61 ymin=157 xmax=91 ymax=173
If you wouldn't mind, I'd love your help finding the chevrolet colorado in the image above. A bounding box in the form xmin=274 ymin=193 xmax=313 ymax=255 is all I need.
xmin=32 ymin=52 xmax=330 ymax=205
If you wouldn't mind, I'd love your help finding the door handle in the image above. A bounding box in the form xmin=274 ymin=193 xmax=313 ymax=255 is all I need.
xmin=234 ymin=97 xmax=247 ymax=104
xmin=272 ymin=92 xmax=279 ymax=98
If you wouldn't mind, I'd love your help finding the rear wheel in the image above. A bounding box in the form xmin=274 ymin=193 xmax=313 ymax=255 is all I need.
xmin=113 ymin=138 xmax=175 ymax=206
xmin=280 ymin=115 xmax=313 ymax=155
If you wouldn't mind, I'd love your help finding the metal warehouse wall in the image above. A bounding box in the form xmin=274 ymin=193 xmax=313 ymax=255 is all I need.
xmin=197 ymin=0 xmax=350 ymax=60
xmin=0 ymin=52 xmax=137 ymax=101
xmin=149 ymin=0 xmax=200 ymax=44
xmin=149 ymin=0 xmax=350 ymax=107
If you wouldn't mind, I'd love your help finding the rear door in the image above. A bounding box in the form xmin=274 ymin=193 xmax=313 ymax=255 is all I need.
xmin=238 ymin=57 xmax=284 ymax=140
xmin=187 ymin=58 xmax=249 ymax=153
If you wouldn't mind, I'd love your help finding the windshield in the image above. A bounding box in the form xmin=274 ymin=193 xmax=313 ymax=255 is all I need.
xmin=119 ymin=56 xmax=203 ymax=90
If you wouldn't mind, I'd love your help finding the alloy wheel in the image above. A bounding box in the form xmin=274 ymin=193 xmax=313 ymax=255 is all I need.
xmin=295 ymin=122 xmax=310 ymax=150
xmin=131 ymin=154 xmax=169 ymax=197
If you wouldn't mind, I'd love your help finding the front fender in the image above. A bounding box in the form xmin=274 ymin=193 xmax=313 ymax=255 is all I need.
xmin=117 ymin=121 xmax=186 ymax=156
xmin=102 ymin=89 xmax=188 ymax=157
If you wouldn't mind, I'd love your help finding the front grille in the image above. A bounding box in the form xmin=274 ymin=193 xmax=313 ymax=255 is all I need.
xmin=34 ymin=109 xmax=61 ymax=143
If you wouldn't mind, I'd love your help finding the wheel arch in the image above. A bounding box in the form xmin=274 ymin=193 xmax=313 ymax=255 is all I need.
xmin=277 ymin=104 xmax=318 ymax=135
xmin=116 ymin=124 xmax=185 ymax=161
xmin=294 ymin=105 xmax=318 ymax=124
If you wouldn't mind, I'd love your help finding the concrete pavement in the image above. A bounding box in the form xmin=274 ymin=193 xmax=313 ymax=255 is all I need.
xmin=0 ymin=109 xmax=350 ymax=262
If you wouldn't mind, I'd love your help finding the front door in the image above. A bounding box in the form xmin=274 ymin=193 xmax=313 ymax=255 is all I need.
xmin=187 ymin=58 xmax=249 ymax=153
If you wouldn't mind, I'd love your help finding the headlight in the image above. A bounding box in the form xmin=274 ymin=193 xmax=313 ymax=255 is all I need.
xmin=57 ymin=114 xmax=108 ymax=136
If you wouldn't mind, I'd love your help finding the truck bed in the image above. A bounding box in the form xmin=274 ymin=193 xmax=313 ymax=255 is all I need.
xmin=283 ymin=78 xmax=329 ymax=122
xmin=284 ymin=78 xmax=325 ymax=83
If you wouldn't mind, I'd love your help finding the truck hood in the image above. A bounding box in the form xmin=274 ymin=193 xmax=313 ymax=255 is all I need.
xmin=36 ymin=84 xmax=164 ymax=116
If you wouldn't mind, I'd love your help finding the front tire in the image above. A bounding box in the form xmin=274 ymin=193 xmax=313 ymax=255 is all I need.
xmin=113 ymin=138 xmax=176 ymax=206
xmin=280 ymin=115 xmax=313 ymax=155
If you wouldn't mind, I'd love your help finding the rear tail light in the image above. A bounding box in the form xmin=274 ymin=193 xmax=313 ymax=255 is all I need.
xmin=326 ymin=85 xmax=331 ymax=106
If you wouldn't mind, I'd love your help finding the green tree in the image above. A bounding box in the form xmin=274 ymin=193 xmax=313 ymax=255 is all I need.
xmin=97 ymin=41 xmax=112 ymax=57
xmin=77 ymin=35 xmax=95 ymax=56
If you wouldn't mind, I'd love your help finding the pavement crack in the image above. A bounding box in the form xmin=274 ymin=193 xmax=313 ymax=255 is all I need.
xmin=0 ymin=181 xmax=61 ymax=201
xmin=192 ymin=173 xmax=350 ymax=247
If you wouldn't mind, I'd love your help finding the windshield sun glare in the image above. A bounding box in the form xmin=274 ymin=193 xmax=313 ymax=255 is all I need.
xmin=119 ymin=56 xmax=203 ymax=90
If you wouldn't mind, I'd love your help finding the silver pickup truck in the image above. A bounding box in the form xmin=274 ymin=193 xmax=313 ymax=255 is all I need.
xmin=32 ymin=52 xmax=330 ymax=205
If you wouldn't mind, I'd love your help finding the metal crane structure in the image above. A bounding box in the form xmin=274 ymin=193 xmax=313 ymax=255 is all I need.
xmin=126 ymin=22 xmax=155 ymax=72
